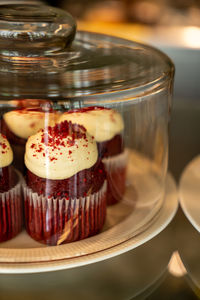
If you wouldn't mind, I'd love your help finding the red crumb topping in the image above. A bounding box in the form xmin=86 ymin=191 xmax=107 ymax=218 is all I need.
xmin=41 ymin=121 xmax=87 ymax=148
xmin=0 ymin=142 xmax=7 ymax=150
xmin=0 ymin=141 xmax=8 ymax=154
xmin=41 ymin=121 xmax=87 ymax=149
xmin=30 ymin=121 xmax=89 ymax=161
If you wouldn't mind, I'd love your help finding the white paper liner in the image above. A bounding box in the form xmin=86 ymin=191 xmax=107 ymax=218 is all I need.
xmin=23 ymin=180 xmax=107 ymax=245
xmin=0 ymin=171 xmax=23 ymax=242
xmin=103 ymin=150 xmax=128 ymax=204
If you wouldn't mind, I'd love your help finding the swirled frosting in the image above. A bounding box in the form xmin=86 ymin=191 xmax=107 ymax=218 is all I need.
xmin=3 ymin=109 xmax=59 ymax=140
xmin=59 ymin=107 xmax=124 ymax=142
xmin=0 ymin=134 xmax=13 ymax=168
xmin=25 ymin=121 xmax=98 ymax=180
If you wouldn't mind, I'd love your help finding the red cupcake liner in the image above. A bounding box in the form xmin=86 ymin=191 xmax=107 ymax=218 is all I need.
xmin=23 ymin=180 xmax=107 ymax=246
xmin=103 ymin=150 xmax=128 ymax=205
xmin=0 ymin=172 xmax=23 ymax=242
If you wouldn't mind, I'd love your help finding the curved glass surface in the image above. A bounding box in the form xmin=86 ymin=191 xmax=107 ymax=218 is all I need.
xmin=0 ymin=4 xmax=174 ymax=258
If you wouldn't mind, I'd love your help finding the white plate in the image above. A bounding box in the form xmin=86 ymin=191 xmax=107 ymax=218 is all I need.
xmin=0 ymin=170 xmax=178 ymax=274
xmin=179 ymin=155 xmax=200 ymax=232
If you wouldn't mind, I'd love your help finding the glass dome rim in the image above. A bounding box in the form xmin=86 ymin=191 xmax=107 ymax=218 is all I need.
xmin=0 ymin=30 xmax=175 ymax=101
xmin=63 ymin=30 xmax=175 ymax=102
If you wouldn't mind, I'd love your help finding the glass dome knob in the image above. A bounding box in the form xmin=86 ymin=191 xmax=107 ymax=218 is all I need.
xmin=0 ymin=4 xmax=76 ymax=54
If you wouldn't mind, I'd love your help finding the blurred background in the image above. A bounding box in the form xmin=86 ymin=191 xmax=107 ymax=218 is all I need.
xmin=47 ymin=0 xmax=200 ymax=27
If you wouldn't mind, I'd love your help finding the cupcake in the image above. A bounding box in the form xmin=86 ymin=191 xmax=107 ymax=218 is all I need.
xmin=59 ymin=107 xmax=127 ymax=205
xmin=24 ymin=121 xmax=107 ymax=245
xmin=1 ymin=105 xmax=59 ymax=174
xmin=0 ymin=134 xmax=23 ymax=242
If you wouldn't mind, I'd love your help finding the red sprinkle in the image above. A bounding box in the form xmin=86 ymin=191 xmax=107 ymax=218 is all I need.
xmin=41 ymin=121 xmax=87 ymax=149
xmin=50 ymin=157 xmax=57 ymax=162
xmin=30 ymin=121 xmax=90 ymax=161
xmin=0 ymin=142 xmax=7 ymax=149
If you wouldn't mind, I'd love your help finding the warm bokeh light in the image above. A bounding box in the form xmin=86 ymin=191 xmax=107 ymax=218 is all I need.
xmin=168 ymin=251 xmax=187 ymax=278
xmin=78 ymin=21 xmax=200 ymax=49
xmin=182 ymin=26 xmax=200 ymax=49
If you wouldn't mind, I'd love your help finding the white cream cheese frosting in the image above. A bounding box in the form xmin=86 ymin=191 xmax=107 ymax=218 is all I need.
xmin=25 ymin=121 xmax=98 ymax=180
xmin=3 ymin=109 xmax=59 ymax=140
xmin=59 ymin=107 xmax=124 ymax=142
xmin=0 ymin=134 xmax=13 ymax=168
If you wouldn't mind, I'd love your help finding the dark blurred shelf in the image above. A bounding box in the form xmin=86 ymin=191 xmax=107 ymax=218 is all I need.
xmin=169 ymin=97 xmax=200 ymax=181
xmin=147 ymin=273 xmax=198 ymax=300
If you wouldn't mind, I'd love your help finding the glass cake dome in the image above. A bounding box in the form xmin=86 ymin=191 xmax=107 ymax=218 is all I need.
xmin=0 ymin=3 xmax=174 ymax=263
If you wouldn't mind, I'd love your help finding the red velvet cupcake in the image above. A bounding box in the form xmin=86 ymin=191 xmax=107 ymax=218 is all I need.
xmin=59 ymin=107 xmax=127 ymax=205
xmin=0 ymin=134 xmax=23 ymax=242
xmin=24 ymin=121 xmax=107 ymax=246
xmin=1 ymin=103 xmax=59 ymax=174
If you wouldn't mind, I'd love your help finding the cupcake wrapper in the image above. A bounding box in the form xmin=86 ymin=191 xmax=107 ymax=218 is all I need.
xmin=103 ymin=150 xmax=128 ymax=205
xmin=0 ymin=179 xmax=23 ymax=242
xmin=23 ymin=180 xmax=107 ymax=246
